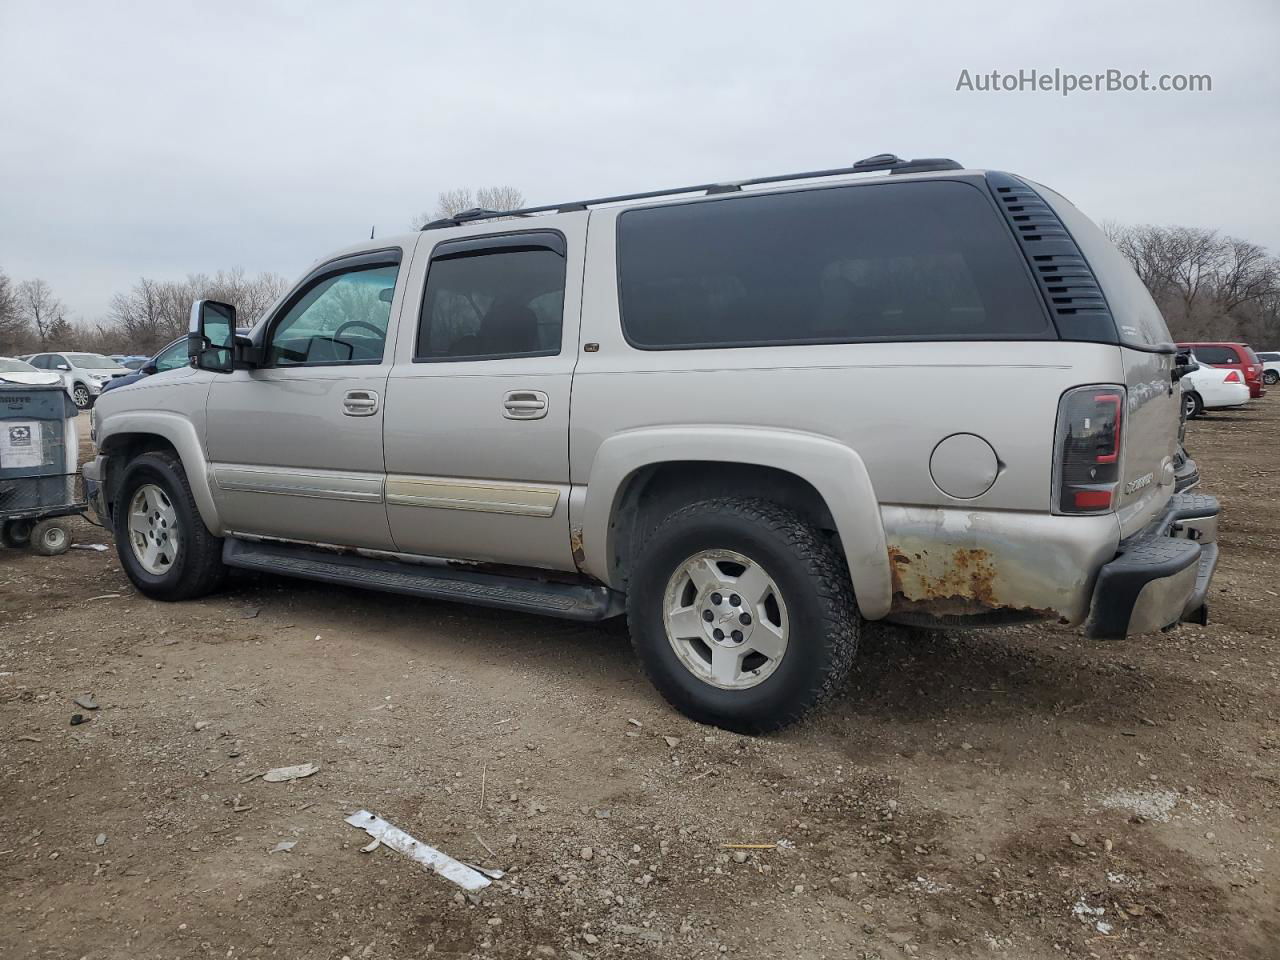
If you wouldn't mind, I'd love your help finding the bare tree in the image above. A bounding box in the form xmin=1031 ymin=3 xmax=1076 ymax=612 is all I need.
xmin=0 ymin=267 xmax=31 ymax=354
xmin=1106 ymin=222 xmax=1280 ymax=345
xmin=107 ymin=270 xmax=289 ymax=352
xmin=413 ymin=185 xmax=525 ymax=228
xmin=15 ymin=278 xmax=66 ymax=348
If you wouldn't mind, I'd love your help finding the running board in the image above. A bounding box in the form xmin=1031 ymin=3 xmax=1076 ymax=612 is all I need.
xmin=221 ymin=537 xmax=625 ymax=621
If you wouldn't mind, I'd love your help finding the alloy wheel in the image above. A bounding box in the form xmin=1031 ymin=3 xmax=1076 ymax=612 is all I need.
xmin=127 ymin=483 xmax=181 ymax=575
xmin=662 ymin=549 xmax=789 ymax=690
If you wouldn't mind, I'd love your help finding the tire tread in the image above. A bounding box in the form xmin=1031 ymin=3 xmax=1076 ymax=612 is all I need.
xmin=114 ymin=450 xmax=225 ymax=600
xmin=627 ymin=497 xmax=859 ymax=732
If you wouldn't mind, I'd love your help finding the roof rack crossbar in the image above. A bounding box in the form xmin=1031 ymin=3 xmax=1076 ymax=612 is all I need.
xmin=419 ymin=154 xmax=963 ymax=229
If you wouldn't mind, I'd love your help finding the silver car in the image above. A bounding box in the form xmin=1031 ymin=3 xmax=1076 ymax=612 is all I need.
xmin=84 ymin=154 xmax=1221 ymax=732
xmin=26 ymin=351 xmax=131 ymax=408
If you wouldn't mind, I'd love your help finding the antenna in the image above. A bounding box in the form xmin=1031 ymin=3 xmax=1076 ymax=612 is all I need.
xmin=370 ymin=225 xmax=376 ymax=240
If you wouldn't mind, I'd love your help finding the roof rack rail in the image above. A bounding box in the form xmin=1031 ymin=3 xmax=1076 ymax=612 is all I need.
xmin=419 ymin=153 xmax=964 ymax=230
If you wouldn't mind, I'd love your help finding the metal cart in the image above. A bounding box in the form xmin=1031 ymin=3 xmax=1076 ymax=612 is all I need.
xmin=1 ymin=382 xmax=85 ymax=556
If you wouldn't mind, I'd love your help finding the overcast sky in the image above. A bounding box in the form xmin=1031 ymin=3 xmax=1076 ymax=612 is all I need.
xmin=2 ymin=0 xmax=1277 ymax=324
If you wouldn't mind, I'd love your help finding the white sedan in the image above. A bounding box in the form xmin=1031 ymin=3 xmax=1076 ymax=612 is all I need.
xmin=1181 ymin=362 xmax=1250 ymax=418
xmin=0 ymin=356 xmax=66 ymax=388
xmin=1257 ymin=350 xmax=1279 ymax=385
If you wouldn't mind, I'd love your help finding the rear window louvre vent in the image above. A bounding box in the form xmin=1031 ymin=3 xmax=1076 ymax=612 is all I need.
xmin=986 ymin=172 xmax=1118 ymax=342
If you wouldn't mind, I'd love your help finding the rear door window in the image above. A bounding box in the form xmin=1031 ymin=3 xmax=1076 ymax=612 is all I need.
xmin=415 ymin=233 xmax=566 ymax=361
xmin=1193 ymin=346 xmax=1239 ymax=364
xmin=616 ymin=180 xmax=1049 ymax=349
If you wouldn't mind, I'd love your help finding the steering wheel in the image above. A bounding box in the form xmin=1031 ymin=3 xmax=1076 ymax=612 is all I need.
xmin=333 ymin=320 xmax=383 ymax=342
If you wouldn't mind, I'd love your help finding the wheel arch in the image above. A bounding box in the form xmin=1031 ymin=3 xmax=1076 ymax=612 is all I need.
xmin=578 ymin=427 xmax=893 ymax=619
xmin=96 ymin=414 xmax=221 ymax=533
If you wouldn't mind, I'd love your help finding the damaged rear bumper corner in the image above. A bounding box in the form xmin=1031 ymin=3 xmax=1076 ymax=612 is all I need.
xmin=1085 ymin=492 xmax=1220 ymax=640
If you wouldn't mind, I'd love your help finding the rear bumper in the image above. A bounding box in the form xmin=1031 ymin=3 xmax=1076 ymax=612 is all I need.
xmin=1086 ymin=492 xmax=1220 ymax=639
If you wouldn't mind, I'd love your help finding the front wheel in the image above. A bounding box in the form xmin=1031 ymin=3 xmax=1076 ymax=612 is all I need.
xmin=113 ymin=451 xmax=226 ymax=600
xmin=1264 ymin=370 xmax=1279 ymax=385
xmin=72 ymin=383 xmax=92 ymax=409
xmin=627 ymin=498 xmax=859 ymax=733
xmin=1183 ymin=391 xmax=1204 ymax=419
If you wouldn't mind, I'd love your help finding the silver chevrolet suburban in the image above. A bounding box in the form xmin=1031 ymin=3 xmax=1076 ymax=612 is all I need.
xmin=84 ymin=154 xmax=1221 ymax=732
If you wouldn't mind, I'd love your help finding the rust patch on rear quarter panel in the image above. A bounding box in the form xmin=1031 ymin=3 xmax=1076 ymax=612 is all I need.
xmin=887 ymin=545 xmax=1003 ymax=615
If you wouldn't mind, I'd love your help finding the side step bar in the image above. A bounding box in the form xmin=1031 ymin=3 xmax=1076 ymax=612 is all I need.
xmin=222 ymin=537 xmax=625 ymax=622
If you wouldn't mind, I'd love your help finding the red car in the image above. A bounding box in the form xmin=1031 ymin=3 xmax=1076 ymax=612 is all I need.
xmin=1177 ymin=342 xmax=1267 ymax=399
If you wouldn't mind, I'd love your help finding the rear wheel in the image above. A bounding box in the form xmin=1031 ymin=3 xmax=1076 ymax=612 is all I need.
xmin=113 ymin=451 xmax=225 ymax=600
xmin=29 ymin=518 xmax=72 ymax=556
xmin=1264 ymin=370 xmax=1279 ymax=385
xmin=2 ymin=519 xmax=33 ymax=548
xmin=627 ymin=498 xmax=859 ymax=733
xmin=1183 ymin=391 xmax=1203 ymax=419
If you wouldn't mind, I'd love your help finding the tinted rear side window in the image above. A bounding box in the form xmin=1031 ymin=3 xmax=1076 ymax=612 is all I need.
xmin=416 ymin=244 xmax=565 ymax=361
xmin=617 ymin=180 xmax=1049 ymax=349
xmin=1192 ymin=346 xmax=1239 ymax=364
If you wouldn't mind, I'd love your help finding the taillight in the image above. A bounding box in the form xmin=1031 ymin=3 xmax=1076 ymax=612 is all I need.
xmin=1224 ymin=370 xmax=1242 ymax=383
xmin=1054 ymin=385 xmax=1125 ymax=514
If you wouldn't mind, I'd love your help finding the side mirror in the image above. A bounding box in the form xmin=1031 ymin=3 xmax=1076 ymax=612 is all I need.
xmin=142 ymin=361 xmax=159 ymax=375
xmin=1171 ymin=348 xmax=1199 ymax=382
xmin=188 ymin=300 xmax=237 ymax=373
xmin=56 ymin=363 xmax=70 ymax=371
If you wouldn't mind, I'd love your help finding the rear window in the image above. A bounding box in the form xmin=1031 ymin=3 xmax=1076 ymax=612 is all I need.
xmin=1192 ymin=345 xmax=1240 ymax=364
xmin=617 ymin=180 xmax=1049 ymax=349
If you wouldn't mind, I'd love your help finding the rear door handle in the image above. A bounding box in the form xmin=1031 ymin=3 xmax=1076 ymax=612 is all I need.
xmin=343 ymin=389 xmax=380 ymax=417
xmin=503 ymin=390 xmax=548 ymax=420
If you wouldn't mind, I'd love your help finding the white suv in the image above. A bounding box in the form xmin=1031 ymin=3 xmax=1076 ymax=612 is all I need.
xmin=84 ymin=154 xmax=1221 ymax=731
xmin=27 ymin=352 xmax=130 ymax=408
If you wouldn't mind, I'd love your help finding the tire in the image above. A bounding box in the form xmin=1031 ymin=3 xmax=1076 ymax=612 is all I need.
xmin=1264 ymin=370 xmax=1279 ymax=385
xmin=113 ymin=450 xmax=226 ymax=600
xmin=29 ymin=518 xmax=72 ymax=556
xmin=1183 ymin=391 xmax=1203 ymax=419
xmin=2 ymin=519 xmax=33 ymax=548
xmin=627 ymin=497 xmax=859 ymax=734
xmin=72 ymin=383 xmax=92 ymax=409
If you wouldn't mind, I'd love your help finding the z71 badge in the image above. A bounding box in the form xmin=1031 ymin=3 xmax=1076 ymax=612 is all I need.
xmin=1125 ymin=472 xmax=1154 ymax=495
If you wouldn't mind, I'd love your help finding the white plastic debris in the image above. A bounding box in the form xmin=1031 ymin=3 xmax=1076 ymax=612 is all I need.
xmin=344 ymin=809 xmax=491 ymax=891
xmin=263 ymin=762 xmax=320 ymax=783
xmin=270 ymin=840 xmax=297 ymax=853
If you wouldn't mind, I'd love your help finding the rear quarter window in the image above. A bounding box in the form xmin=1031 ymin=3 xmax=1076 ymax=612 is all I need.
xmin=617 ymin=179 xmax=1050 ymax=349
xmin=1035 ymin=185 xmax=1172 ymax=350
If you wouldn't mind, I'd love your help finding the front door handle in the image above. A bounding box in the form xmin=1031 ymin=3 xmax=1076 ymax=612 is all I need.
xmin=343 ymin=389 xmax=380 ymax=417
xmin=503 ymin=390 xmax=548 ymax=420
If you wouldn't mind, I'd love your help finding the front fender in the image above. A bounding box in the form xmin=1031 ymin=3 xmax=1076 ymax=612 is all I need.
xmin=96 ymin=411 xmax=222 ymax=535
xmin=580 ymin=426 xmax=893 ymax=619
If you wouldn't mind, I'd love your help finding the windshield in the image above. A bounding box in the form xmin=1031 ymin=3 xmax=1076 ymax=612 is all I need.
xmin=66 ymin=353 xmax=125 ymax=369
xmin=0 ymin=358 xmax=40 ymax=373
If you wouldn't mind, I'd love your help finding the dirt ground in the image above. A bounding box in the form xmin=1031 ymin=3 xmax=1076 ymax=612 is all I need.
xmin=2 ymin=403 xmax=1277 ymax=960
